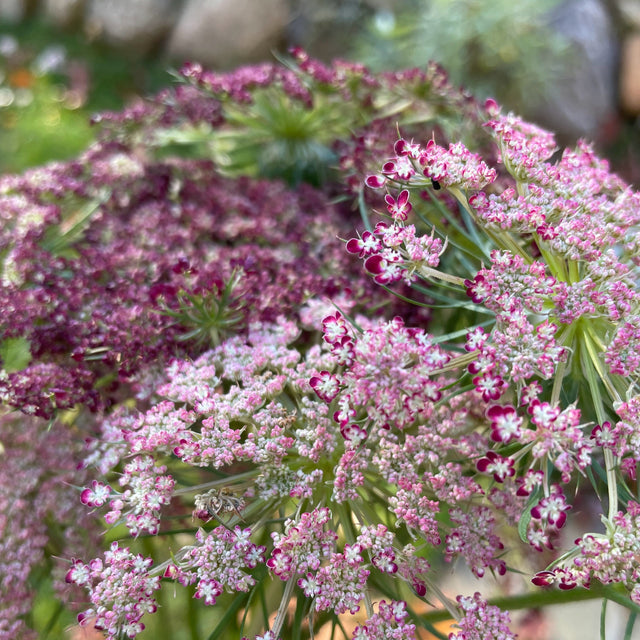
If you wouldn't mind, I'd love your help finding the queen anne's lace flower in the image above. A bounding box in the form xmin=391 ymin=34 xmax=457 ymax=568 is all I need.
xmin=66 ymin=543 xmax=161 ymax=640
xmin=13 ymin=48 xmax=640 ymax=640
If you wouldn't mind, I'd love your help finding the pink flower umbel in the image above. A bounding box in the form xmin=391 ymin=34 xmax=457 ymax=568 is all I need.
xmin=449 ymin=593 xmax=515 ymax=640
xmin=476 ymin=451 xmax=515 ymax=482
xmin=11 ymin=44 xmax=640 ymax=640
xmin=310 ymin=370 xmax=342 ymax=403
xmin=67 ymin=542 xmax=161 ymax=640
xmin=385 ymin=189 xmax=412 ymax=222
xmin=352 ymin=600 xmax=417 ymax=639
xmin=268 ymin=508 xmax=337 ymax=581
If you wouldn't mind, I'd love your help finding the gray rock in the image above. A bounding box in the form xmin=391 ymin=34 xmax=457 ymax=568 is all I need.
xmin=536 ymin=0 xmax=619 ymax=139
xmin=619 ymin=0 xmax=640 ymax=30
xmin=288 ymin=0 xmax=378 ymax=61
xmin=167 ymin=0 xmax=289 ymax=69
xmin=43 ymin=0 xmax=85 ymax=27
xmin=0 ymin=0 xmax=25 ymax=21
xmin=620 ymin=32 xmax=640 ymax=115
xmin=86 ymin=0 xmax=179 ymax=55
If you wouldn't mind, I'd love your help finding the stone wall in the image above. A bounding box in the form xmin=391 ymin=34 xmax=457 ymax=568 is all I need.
xmin=0 ymin=0 xmax=393 ymax=69
xmin=0 ymin=0 xmax=633 ymax=139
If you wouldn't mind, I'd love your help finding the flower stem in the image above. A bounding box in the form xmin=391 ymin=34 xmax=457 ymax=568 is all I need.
xmin=271 ymin=575 xmax=297 ymax=638
xmin=420 ymin=584 xmax=640 ymax=625
xmin=424 ymin=577 xmax=461 ymax=622
xmin=550 ymin=357 xmax=567 ymax=406
xmin=580 ymin=328 xmax=619 ymax=519
xmin=416 ymin=264 xmax=466 ymax=286
xmin=449 ymin=187 xmax=530 ymax=263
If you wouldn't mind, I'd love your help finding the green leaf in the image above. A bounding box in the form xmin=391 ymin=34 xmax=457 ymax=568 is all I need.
xmin=206 ymin=593 xmax=247 ymax=640
xmin=292 ymin=588 xmax=309 ymax=640
xmin=40 ymin=196 xmax=107 ymax=257
xmin=624 ymin=611 xmax=637 ymax=640
xmin=0 ymin=336 xmax=31 ymax=373
xmin=601 ymin=598 xmax=607 ymax=640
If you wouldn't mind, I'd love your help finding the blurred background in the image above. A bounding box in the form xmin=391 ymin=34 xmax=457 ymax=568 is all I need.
xmin=0 ymin=0 xmax=640 ymax=181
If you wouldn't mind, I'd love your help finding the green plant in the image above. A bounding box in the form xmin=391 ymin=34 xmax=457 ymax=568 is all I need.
xmin=0 ymin=20 xmax=169 ymax=172
xmin=352 ymin=0 xmax=570 ymax=112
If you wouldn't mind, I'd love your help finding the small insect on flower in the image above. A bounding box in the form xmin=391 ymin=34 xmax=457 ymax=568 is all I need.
xmin=193 ymin=487 xmax=246 ymax=523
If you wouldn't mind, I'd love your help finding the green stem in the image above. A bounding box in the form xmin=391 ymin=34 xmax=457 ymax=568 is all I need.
xmin=580 ymin=328 xmax=619 ymax=519
xmin=583 ymin=324 xmax=622 ymax=403
xmin=449 ymin=187 xmax=530 ymax=263
xmin=139 ymin=538 xmax=175 ymax=638
xmin=429 ymin=350 xmax=478 ymax=375
xmin=445 ymin=187 xmax=491 ymax=256
xmin=172 ymin=470 xmax=258 ymax=495
xmin=567 ymin=258 xmax=581 ymax=284
xmin=624 ymin=611 xmax=637 ymax=640
xmin=380 ymin=284 xmax=442 ymax=309
xmin=415 ymin=264 xmax=466 ymax=286
xmin=414 ymin=197 xmax=486 ymax=262
xmin=603 ymin=448 xmax=618 ymax=521
xmin=271 ymin=575 xmax=297 ymax=638
xmin=540 ymin=242 xmax=568 ymax=283
xmin=187 ymin=590 xmax=199 ymax=640
xmin=424 ymin=577 xmax=461 ymax=622
xmin=550 ymin=357 xmax=567 ymax=406
xmin=408 ymin=281 xmax=493 ymax=310
xmin=420 ymin=584 xmax=640 ymax=624
xmin=358 ymin=188 xmax=373 ymax=233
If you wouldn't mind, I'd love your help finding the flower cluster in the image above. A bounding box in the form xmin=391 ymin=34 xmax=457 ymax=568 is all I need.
xmin=6 ymin=47 xmax=640 ymax=640
xmin=67 ymin=313 xmax=510 ymax=638
xmin=0 ymin=152 xmax=378 ymax=418
xmin=533 ymin=501 xmax=640 ymax=602
xmin=353 ymin=101 xmax=640 ymax=620
xmin=347 ymin=218 xmax=448 ymax=286
xmin=449 ymin=592 xmax=515 ymax=640
xmin=352 ymin=600 xmax=417 ymax=640
xmin=167 ymin=526 xmax=266 ymax=605
xmin=0 ymin=412 xmax=98 ymax=640
xmin=269 ymin=508 xmax=338 ymax=581
xmin=95 ymin=48 xmax=490 ymax=194
xmin=66 ymin=542 xmax=161 ymax=639
xmin=367 ymin=138 xmax=497 ymax=192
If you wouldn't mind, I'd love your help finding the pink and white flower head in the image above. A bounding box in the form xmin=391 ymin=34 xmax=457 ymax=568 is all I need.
xmin=476 ymin=451 xmax=515 ymax=482
xmin=486 ymin=404 xmax=523 ymax=444
xmin=384 ymin=190 xmax=412 ymax=222
xmin=80 ymin=480 xmax=112 ymax=508
xmin=321 ymin=311 xmax=349 ymax=344
xmin=309 ymin=371 xmax=341 ymax=403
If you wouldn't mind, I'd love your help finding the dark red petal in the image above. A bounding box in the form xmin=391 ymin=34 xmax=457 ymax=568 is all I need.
xmin=346 ymin=238 xmax=364 ymax=254
xmin=397 ymin=189 xmax=410 ymax=205
xmin=364 ymin=254 xmax=385 ymax=275
xmin=531 ymin=571 xmax=554 ymax=587
xmin=366 ymin=175 xmax=386 ymax=188
xmin=394 ymin=139 xmax=409 ymax=155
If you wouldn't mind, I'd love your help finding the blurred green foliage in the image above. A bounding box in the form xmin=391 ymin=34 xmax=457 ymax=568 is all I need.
xmin=0 ymin=19 xmax=170 ymax=173
xmin=210 ymin=89 xmax=348 ymax=187
xmin=351 ymin=0 xmax=570 ymax=111
xmin=0 ymin=74 xmax=92 ymax=173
